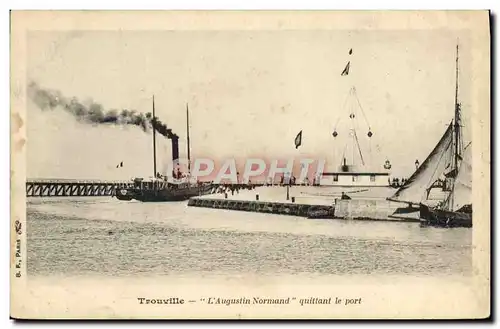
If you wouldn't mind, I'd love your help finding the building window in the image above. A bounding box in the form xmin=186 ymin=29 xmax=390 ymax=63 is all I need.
xmin=352 ymin=176 xmax=357 ymax=182
xmin=333 ymin=175 xmax=338 ymax=182
xmin=370 ymin=175 xmax=376 ymax=182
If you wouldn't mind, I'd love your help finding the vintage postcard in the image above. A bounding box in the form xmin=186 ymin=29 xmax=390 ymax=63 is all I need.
xmin=10 ymin=10 xmax=490 ymax=319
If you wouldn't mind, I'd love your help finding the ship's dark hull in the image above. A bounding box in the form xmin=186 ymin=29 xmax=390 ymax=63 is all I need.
xmin=114 ymin=188 xmax=134 ymax=201
xmin=129 ymin=184 xmax=215 ymax=202
xmin=419 ymin=203 xmax=472 ymax=228
xmin=116 ymin=194 xmax=134 ymax=201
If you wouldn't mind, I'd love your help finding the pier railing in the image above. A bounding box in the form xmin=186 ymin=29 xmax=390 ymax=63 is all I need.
xmin=26 ymin=179 xmax=134 ymax=197
xmin=25 ymin=179 xmax=266 ymax=198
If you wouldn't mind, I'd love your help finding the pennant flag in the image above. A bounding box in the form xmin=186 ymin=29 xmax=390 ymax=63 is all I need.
xmin=349 ymin=48 xmax=353 ymax=55
xmin=341 ymin=61 xmax=350 ymax=76
xmin=294 ymin=130 xmax=302 ymax=149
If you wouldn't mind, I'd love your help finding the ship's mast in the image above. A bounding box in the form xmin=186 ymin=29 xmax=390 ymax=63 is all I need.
xmin=186 ymin=103 xmax=191 ymax=173
xmin=453 ymin=43 xmax=461 ymax=174
xmin=152 ymin=95 xmax=157 ymax=178
xmin=448 ymin=42 xmax=462 ymax=211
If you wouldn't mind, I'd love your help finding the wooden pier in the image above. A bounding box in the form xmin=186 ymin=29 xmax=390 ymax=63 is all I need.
xmin=25 ymin=179 xmax=263 ymax=198
xmin=26 ymin=179 xmax=133 ymax=197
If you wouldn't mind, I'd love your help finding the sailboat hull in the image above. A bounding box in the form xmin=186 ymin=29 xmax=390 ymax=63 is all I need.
xmin=419 ymin=203 xmax=472 ymax=228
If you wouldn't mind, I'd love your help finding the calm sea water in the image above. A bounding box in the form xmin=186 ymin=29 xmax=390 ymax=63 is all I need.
xmin=26 ymin=197 xmax=472 ymax=278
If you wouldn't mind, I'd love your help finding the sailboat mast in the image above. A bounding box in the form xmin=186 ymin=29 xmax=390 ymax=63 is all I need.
xmin=453 ymin=43 xmax=460 ymax=173
xmin=449 ymin=42 xmax=461 ymax=211
xmin=152 ymin=95 xmax=157 ymax=178
xmin=186 ymin=103 xmax=191 ymax=173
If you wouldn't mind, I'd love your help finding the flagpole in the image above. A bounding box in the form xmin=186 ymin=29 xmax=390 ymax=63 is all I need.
xmin=339 ymin=49 xmax=354 ymax=169
xmin=186 ymin=103 xmax=191 ymax=173
xmin=152 ymin=95 xmax=157 ymax=179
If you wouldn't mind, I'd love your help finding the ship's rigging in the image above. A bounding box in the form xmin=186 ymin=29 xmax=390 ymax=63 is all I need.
xmin=388 ymin=42 xmax=471 ymax=214
xmin=150 ymin=97 xmax=191 ymax=182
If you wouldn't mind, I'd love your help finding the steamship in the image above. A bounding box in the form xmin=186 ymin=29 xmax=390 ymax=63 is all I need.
xmin=115 ymin=98 xmax=214 ymax=202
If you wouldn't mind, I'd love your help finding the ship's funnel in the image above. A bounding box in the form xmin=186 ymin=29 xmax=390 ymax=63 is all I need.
xmin=171 ymin=135 xmax=179 ymax=163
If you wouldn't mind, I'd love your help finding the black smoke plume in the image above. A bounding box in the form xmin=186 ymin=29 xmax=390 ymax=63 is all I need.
xmin=27 ymin=81 xmax=178 ymax=140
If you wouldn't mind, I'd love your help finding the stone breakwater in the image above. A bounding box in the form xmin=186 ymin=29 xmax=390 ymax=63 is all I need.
xmin=188 ymin=197 xmax=334 ymax=218
xmin=187 ymin=186 xmax=422 ymax=222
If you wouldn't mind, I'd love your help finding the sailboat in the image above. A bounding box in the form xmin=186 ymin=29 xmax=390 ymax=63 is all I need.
xmin=419 ymin=142 xmax=472 ymax=227
xmin=116 ymin=98 xmax=214 ymax=202
xmin=387 ymin=44 xmax=472 ymax=228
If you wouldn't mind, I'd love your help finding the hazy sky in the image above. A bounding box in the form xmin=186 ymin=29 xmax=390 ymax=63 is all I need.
xmin=26 ymin=29 xmax=472 ymax=180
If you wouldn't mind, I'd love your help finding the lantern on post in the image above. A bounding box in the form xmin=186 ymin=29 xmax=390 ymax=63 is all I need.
xmin=415 ymin=159 xmax=420 ymax=169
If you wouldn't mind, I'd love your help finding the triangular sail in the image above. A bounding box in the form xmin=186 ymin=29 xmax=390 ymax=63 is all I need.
xmin=445 ymin=142 xmax=472 ymax=211
xmin=388 ymin=123 xmax=454 ymax=204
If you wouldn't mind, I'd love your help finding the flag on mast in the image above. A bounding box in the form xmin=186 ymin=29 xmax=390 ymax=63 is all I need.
xmin=294 ymin=130 xmax=303 ymax=149
xmin=341 ymin=61 xmax=350 ymax=76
